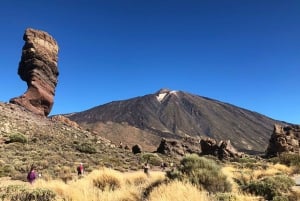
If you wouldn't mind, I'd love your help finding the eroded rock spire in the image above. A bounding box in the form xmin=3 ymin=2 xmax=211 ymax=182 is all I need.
xmin=10 ymin=28 xmax=59 ymax=116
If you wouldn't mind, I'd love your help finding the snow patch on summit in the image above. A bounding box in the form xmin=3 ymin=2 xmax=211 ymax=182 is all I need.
xmin=156 ymin=90 xmax=178 ymax=102
xmin=156 ymin=93 xmax=167 ymax=102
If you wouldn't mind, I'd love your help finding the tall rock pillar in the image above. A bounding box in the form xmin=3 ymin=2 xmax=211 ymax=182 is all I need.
xmin=10 ymin=28 xmax=59 ymax=116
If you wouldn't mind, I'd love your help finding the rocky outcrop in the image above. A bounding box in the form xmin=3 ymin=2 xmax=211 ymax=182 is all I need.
xmin=156 ymin=137 xmax=201 ymax=157
xmin=156 ymin=138 xmax=186 ymax=156
xmin=266 ymin=124 xmax=300 ymax=157
xmin=10 ymin=28 xmax=59 ymax=116
xmin=156 ymin=137 xmax=241 ymax=160
xmin=132 ymin=144 xmax=142 ymax=154
xmin=51 ymin=115 xmax=80 ymax=128
xmin=200 ymin=138 xmax=242 ymax=160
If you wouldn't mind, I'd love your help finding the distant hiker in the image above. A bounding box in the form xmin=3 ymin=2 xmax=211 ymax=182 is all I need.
xmin=160 ymin=162 xmax=167 ymax=171
xmin=77 ymin=163 xmax=84 ymax=176
xmin=170 ymin=162 xmax=175 ymax=171
xmin=119 ymin=141 xmax=123 ymax=148
xmin=27 ymin=166 xmax=37 ymax=184
xmin=143 ymin=162 xmax=150 ymax=175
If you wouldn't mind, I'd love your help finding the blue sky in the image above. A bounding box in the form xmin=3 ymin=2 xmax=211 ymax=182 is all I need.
xmin=0 ymin=0 xmax=299 ymax=124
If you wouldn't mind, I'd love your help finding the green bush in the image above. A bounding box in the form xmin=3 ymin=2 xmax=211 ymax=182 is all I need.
xmin=141 ymin=153 xmax=163 ymax=166
xmin=0 ymin=185 xmax=56 ymax=201
xmin=0 ymin=164 xmax=14 ymax=177
xmin=245 ymin=174 xmax=295 ymax=200
xmin=166 ymin=169 xmax=182 ymax=180
xmin=231 ymin=156 xmax=257 ymax=164
xmin=75 ymin=142 xmax=96 ymax=154
xmin=214 ymin=192 xmax=237 ymax=201
xmin=8 ymin=133 xmax=27 ymax=144
xmin=273 ymin=196 xmax=289 ymax=201
xmin=166 ymin=154 xmax=231 ymax=193
xmin=278 ymin=153 xmax=300 ymax=166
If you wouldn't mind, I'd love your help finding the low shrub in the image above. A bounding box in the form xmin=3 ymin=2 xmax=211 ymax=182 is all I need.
xmin=148 ymin=180 xmax=211 ymax=201
xmin=245 ymin=174 xmax=295 ymax=200
xmin=214 ymin=192 xmax=237 ymax=201
xmin=278 ymin=153 xmax=300 ymax=166
xmin=273 ymin=196 xmax=289 ymax=201
xmin=231 ymin=156 xmax=257 ymax=164
xmin=166 ymin=154 xmax=231 ymax=193
xmin=166 ymin=169 xmax=182 ymax=180
xmin=58 ymin=166 xmax=73 ymax=183
xmin=75 ymin=142 xmax=96 ymax=154
xmin=7 ymin=133 xmax=27 ymax=144
xmin=92 ymin=170 xmax=122 ymax=191
xmin=0 ymin=185 xmax=56 ymax=201
xmin=141 ymin=153 xmax=163 ymax=166
xmin=0 ymin=164 xmax=14 ymax=177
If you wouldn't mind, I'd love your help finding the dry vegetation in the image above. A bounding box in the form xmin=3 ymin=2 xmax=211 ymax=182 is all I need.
xmin=1 ymin=156 xmax=299 ymax=201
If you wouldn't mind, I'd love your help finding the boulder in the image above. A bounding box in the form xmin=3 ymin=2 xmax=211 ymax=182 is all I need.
xmin=10 ymin=28 xmax=59 ymax=116
xmin=200 ymin=138 xmax=218 ymax=156
xmin=266 ymin=124 xmax=300 ymax=157
xmin=156 ymin=136 xmax=241 ymax=160
xmin=156 ymin=137 xmax=201 ymax=157
xmin=132 ymin=144 xmax=142 ymax=154
xmin=50 ymin=115 xmax=80 ymax=128
xmin=200 ymin=138 xmax=241 ymax=160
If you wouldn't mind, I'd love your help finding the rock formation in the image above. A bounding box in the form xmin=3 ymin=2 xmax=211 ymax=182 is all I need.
xmin=266 ymin=124 xmax=300 ymax=157
xmin=51 ymin=115 xmax=80 ymax=128
xmin=132 ymin=144 xmax=142 ymax=154
xmin=156 ymin=137 xmax=242 ymax=160
xmin=10 ymin=28 xmax=59 ymax=116
xmin=200 ymin=138 xmax=242 ymax=160
xmin=156 ymin=137 xmax=201 ymax=157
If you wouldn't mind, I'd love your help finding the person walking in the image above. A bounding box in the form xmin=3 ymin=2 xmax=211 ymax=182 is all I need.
xmin=143 ymin=162 xmax=150 ymax=176
xmin=27 ymin=166 xmax=37 ymax=184
xmin=77 ymin=163 xmax=84 ymax=176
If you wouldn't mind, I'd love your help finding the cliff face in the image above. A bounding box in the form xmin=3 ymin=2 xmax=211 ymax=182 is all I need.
xmin=10 ymin=28 xmax=59 ymax=116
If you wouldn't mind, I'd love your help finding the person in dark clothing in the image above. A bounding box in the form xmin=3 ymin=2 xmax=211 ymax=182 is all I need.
xmin=143 ymin=162 xmax=150 ymax=175
xmin=27 ymin=166 xmax=37 ymax=184
xmin=160 ymin=162 xmax=167 ymax=171
xmin=77 ymin=163 xmax=84 ymax=176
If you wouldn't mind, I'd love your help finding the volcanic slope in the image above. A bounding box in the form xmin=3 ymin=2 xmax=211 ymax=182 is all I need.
xmin=0 ymin=102 xmax=147 ymax=180
xmin=67 ymin=89 xmax=286 ymax=154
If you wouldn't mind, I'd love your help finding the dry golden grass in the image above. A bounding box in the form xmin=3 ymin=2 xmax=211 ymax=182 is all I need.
xmin=252 ymin=163 xmax=292 ymax=180
xmin=1 ymin=162 xmax=296 ymax=201
xmin=220 ymin=162 xmax=299 ymax=201
xmin=148 ymin=180 xmax=211 ymax=201
xmin=233 ymin=194 xmax=262 ymax=201
xmin=226 ymin=162 xmax=293 ymax=185
xmin=34 ymin=167 xmax=165 ymax=201
xmin=222 ymin=166 xmax=240 ymax=192
xmin=221 ymin=166 xmax=262 ymax=201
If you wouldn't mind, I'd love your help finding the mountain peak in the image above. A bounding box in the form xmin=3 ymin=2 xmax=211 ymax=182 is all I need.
xmin=155 ymin=88 xmax=178 ymax=102
xmin=156 ymin=88 xmax=171 ymax=94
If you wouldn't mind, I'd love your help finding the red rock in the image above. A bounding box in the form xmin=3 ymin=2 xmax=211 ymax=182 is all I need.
xmin=10 ymin=28 xmax=59 ymax=116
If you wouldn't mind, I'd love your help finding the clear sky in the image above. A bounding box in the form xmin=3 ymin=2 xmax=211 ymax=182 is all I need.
xmin=0 ymin=0 xmax=299 ymax=124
